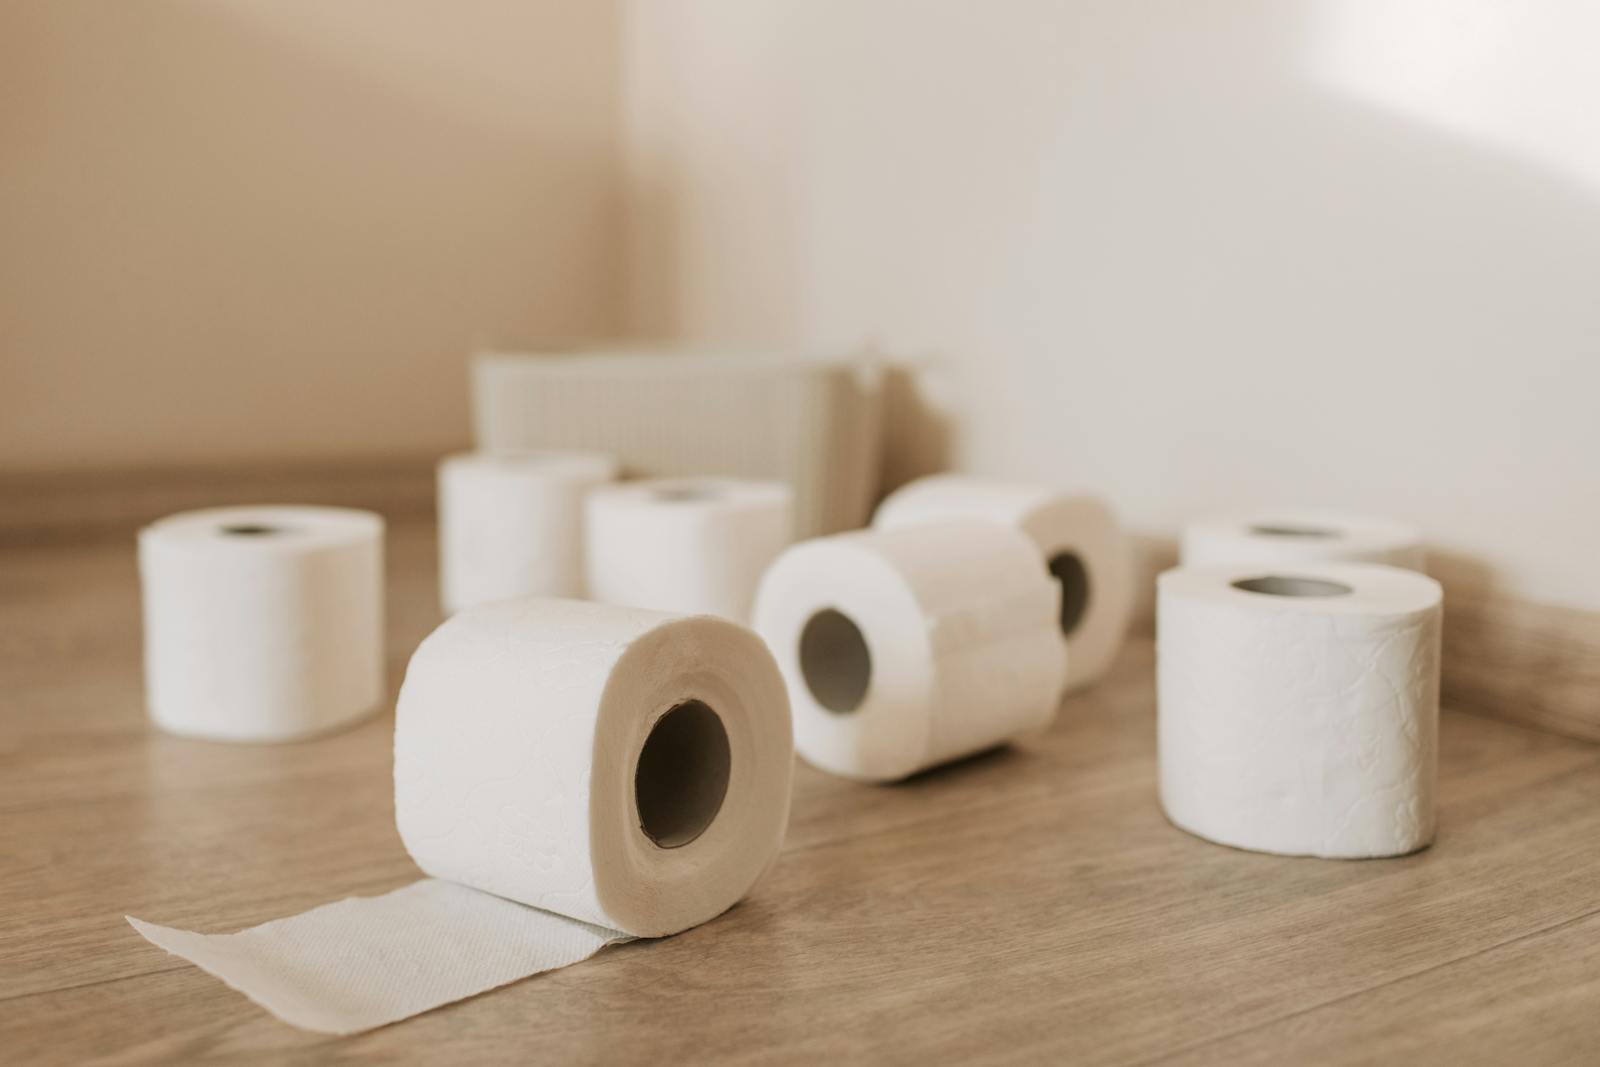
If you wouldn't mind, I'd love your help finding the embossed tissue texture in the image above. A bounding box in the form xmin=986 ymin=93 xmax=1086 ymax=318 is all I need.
xmin=1158 ymin=568 xmax=1442 ymax=858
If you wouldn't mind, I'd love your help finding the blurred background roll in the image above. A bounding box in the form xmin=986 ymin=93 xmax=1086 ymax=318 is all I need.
xmin=586 ymin=477 xmax=793 ymax=622
xmin=1158 ymin=562 xmax=1442 ymax=858
xmin=1181 ymin=511 xmax=1424 ymax=571
xmin=474 ymin=350 xmax=882 ymax=537
xmin=874 ymin=475 xmax=1132 ymax=693
xmin=138 ymin=506 xmax=384 ymax=742
xmin=754 ymin=521 xmax=1067 ymax=782
xmin=438 ymin=450 xmax=618 ymax=614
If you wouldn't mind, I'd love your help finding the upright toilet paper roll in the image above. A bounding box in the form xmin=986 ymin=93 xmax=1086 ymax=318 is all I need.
xmin=1181 ymin=511 xmax=1424 ymax=571
xmin=437 ymin=449 xmax=618 ymax=614
xmin=129 ymin=598 xmax=794 ymax=1033
xmin=873 ymin=475 xmax=1133 ymax=692
xmin=586 ymin=477 xmax=794 ymax=622
xmin=138 ymin=506 xmax=384 ymax=742
xmin=754 ymin=521 xmax=1067 ymax=782
xmin=1158 ymin=563 xmax=1442 ymax=858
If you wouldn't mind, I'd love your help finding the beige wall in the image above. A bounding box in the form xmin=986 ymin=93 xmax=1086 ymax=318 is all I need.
xmin=6 ymin=1 xmax=1597 ymax=613
xmin=621 ymin=0 xmax=1600 ymax=612
xmin=0 ymin=0 xmax=620 ymax=470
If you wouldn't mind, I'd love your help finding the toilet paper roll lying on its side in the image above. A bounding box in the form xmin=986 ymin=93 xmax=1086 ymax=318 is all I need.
xmin=394 ymin=599 xmax=792 ymax=935
xmin=138 ymin=506 xmax=384 ymax=742
xmin=873 ymin=475 xmax=1132 ymax=693
xmin=586 ymin=477 xmax=794 ymax=622
xmin=437 ymin=449 xmax=618 ymax=614
xmin=1181 ymin=511 xmax=1424 ymax=571
xmin=129 ymin=599 xmax=794 ymax=1034
xmin=754 ymin=521 xmax=1067 ymax=782
xmin=1158 ymin=563 xmax=1442 ymax=858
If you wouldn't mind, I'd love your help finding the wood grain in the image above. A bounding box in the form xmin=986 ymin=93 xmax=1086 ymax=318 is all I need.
xmin=2 ymin=522 xmax=1599 ymax=1065
xmin=1437 ymin=572 xmax=1600 ymax=744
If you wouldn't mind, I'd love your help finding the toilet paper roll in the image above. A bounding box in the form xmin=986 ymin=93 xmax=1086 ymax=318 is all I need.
xmin=1181 ymin=511 xmax=1425 ymax=571
xmin=754 ymin=521 xmax=1067 ymax=782
xmin=437 ymin=449 xmax=618 ymax=614
xmin=586 ymin=477 xmax=794 ymax=622
xmin=138 ymin=506 xmax=384 ymax=742
xmin=129 ymin=598 xmax=794 ymax=1034
xmin=1158 ymin=563 xmax=1442 ymax=858
xmin=873 ymin=475 xmax=1132 ymax=693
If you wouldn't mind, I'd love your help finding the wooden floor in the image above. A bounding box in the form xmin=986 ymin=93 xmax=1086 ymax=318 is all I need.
xmin=3 ymin=522 xmax=1598 ymax=1065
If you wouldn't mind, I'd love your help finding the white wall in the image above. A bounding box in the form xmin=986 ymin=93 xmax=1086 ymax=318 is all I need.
xmin=0 ymin=0 xmax=620 ymax=470
xmin=622 ymin=0 xmax=1600 ymax=611
xmin=6 ymin=2 xmax=1594 ymax=612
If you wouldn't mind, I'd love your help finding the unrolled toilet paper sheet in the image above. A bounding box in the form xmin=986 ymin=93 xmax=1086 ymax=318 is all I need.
xmin=130 ymin=881 xmax=629 ymax=1035
xmin=128 ymin=598 xmax=794 ymax=1034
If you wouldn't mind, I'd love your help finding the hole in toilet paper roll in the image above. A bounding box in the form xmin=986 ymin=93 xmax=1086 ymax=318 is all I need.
xmin=799 ymin=608 xmax=872 ymax=714
xmin=1047 ymin=551 xmax=1092 ymax=637
xmin=1248 ymin=524 xmax=1340 ymax=539
xmin=219 ymin=524 xmax=283 ymax=537
xmin=634 ymin=700 xmax=731 ymax=849
xmin=653 ymin=485 xmax=717 ymax=503
xmin=1231 ymin=575 xmax=1355 ymax=598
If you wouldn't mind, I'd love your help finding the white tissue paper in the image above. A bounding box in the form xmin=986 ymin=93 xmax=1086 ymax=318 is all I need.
xmin=873 ymin=475 xmax=1132 ymax=693
xmin=129 ymin=598 xmax=794 ymax=1034
xmin=1181 ymin=510 xmax=1425 ymax=571
xmin=1158 ymin=563 xmax=1442 ymax=858
xmin=473 ymin=349 xmax=883 ymax=537
xmin=586 ymin=477 xmax=794 ymax=622
xmin=437 ymin=449 xmax=618 ymax=614
xmin=754 ymin=521 xmax=1067 ymax=782
xmin=137 ymin=506 xmax=384 ymax=742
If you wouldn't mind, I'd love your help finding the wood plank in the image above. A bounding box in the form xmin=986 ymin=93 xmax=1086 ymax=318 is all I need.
xmin=1436 ymin=565 xmax=1600 ymax=744
xmin=2 ymin=523 xmax=1598 ymax=1063
xmin=1155 ymin=910 xmax=1600 ymax=1066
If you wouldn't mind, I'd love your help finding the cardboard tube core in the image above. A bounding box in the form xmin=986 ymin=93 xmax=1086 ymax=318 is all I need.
xmin=653 ymin=486 xmax=717 ymax=503
xmin=1047 ymin=550 xmax=1092 ymax=636
xmin=634 ymin=700 xmax=731 ymax=849
xmin=1231 ymin=575 xmax=1354 ymax=598
xmin=1248 ymin=524 xmax=1340 ymax=539
xmin=799 ymin=608 xmax=872 ymax=714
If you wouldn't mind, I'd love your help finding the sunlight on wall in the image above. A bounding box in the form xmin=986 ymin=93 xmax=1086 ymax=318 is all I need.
xmin=1307 ymin=0 xmax=1600 ymax=192
xmin=620 ymin=0 xmax=1600 ymax=612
